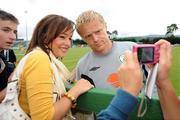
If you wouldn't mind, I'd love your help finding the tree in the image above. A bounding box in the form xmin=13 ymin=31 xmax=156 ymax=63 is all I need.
xmin=107 ymin=30 xmax=118 ymax=39
xmin=166 ymin=24 xmax=178 ymax=37
xmin=112 ymin=30 xmax=118 ymax=36
xmin=112 ymin=30 xmax=118 ymax=39
xmin=107 ymin=31 xmax=111 ymax=35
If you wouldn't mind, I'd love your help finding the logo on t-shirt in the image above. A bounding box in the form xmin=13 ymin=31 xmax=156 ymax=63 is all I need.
xmin=89 ymin=66 xmax=100 ymax=71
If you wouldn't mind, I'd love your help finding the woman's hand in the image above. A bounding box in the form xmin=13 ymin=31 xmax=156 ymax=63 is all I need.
xmin=68 ymin=79 xmax=94 ymax=99
xmin=0 ymin=88 xmax=6 ymax=102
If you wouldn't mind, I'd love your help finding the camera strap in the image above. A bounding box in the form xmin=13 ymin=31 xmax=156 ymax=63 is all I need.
xmin=137 ymin=95 xmax=148 ymax=117
xmin=137 ymin=63 xmax=159 ymax=118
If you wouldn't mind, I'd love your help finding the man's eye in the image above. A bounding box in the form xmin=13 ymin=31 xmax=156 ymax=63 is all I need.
xmin=14 ymin=30 xmax=17 ymax=35
xmin=2 ymin=29 xmax=10 ymax=32
xmin=85 ymin=34 xmax=91 ymax=38
xmin=69 ymin=37 xmax=72 ymax=41
xmin=96 ymin=29 xmax=102 ymax=34
xmin=97 ymin=30 xmax=101 ymax=33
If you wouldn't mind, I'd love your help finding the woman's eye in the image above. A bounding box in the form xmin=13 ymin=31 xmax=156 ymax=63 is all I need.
xmin=58 ymin=35 xmax=65 ymax=39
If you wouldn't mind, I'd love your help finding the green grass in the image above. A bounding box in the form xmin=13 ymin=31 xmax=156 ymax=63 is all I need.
xmin=15 ymin=47 xmax=91 ymax=69
xmin=15 ymin=46 xmax=180 ymax=95
xmin=170 ymin=46 xmax=180 ymax=95
xmin=61 ymin=47 xmax=91 ymax=71
xmin=14 ymin=48 xmax=26 ymax=62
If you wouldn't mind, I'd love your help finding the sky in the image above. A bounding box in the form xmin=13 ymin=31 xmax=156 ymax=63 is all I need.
xmin=1 ymin=0 xmax=180 ymax=40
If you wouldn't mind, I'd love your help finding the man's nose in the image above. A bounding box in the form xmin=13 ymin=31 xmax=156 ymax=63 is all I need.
xmin=91 ymin=34 xmax=98 ymax=42
xmin=9 ymin=32 xmax=17 ymax=41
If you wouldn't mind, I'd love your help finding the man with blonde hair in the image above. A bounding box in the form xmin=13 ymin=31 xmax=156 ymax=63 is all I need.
xmin=75 ymin=10 xmax=137 ymax=89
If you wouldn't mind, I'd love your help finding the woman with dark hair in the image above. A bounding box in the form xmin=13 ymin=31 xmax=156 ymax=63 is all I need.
xmin=11 ymin=14 xmax=93 ymax=120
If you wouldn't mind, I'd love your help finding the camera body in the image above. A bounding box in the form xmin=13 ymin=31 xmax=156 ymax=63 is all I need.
xmin=133 ymin=44 xmax=160 ymax=64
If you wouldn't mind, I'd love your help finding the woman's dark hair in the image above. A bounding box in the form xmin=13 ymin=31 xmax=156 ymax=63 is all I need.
xmin=26 ymin=14 xmax=74 ymax=56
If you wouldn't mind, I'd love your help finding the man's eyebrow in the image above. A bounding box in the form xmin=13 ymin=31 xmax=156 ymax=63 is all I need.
xmin=84 ymin=28 xmax=103 ymax=37
xmin=1 ymin=26 xmax=12 ymax=30
xmin=1 ymin=26 xmax=17 ymax=32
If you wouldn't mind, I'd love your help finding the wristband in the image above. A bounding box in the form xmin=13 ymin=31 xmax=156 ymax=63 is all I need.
xmin=62 ymin=92 xmax=77 ymax=108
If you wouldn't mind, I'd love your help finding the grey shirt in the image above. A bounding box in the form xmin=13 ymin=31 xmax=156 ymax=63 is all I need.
xmin=76 ymin=41 xmax=136 ymax=90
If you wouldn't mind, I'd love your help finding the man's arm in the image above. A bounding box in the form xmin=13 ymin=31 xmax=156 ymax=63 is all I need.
xmin=157 ymin=80 xmax=180 ymax=119
xmin=97 ymin=89 xmax=138 ymax=120
xmin=155 ymin=40 xmax=180 ymax=120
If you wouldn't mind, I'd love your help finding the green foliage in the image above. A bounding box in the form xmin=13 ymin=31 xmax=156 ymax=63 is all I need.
xmin=165 ymin=36 xmax=180 ymax=44
xmin=112 ymin=36 xmax=180 ymax=44
xmin=166 ymin=23 xmax=178 ymax=37
xmin=72 ymin=39 xmax=87 ymax=46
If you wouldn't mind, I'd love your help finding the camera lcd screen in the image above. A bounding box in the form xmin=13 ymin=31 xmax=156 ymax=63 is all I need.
xmin=137 ymin=47 xmax=154 ymax=63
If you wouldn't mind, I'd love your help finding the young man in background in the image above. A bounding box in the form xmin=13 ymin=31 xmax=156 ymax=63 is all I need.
xmin=0 ymin=9 xmax=19 ymax=101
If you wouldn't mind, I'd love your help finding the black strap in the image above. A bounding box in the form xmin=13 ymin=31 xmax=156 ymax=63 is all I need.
xmin=0 ymin=55 xmax=8 ymax=91
xmin=81 ymin=74 xmax=95 ymax=86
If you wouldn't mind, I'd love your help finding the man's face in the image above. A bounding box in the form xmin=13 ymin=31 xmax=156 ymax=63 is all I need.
xmin=78 ymin=20 xmax=111 ymax=54
xmin=0 ymin=19 xmax=17 ymax=51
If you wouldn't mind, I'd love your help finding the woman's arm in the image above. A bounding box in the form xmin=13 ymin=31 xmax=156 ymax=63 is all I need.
xmin=24 ymin=51 xmax=93 ymax=120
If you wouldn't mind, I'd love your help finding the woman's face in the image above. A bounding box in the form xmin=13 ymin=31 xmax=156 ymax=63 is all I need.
xmin=49 ymin=28 xmax=73 ymax=58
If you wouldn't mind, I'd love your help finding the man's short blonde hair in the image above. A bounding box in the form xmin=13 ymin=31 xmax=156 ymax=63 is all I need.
xmin=76 ymin=10 xmax=107 ymax=33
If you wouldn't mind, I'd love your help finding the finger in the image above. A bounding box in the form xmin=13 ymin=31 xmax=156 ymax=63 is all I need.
xmin=166 ymin=43 xmax=172 ymax=62
xmin=155 ymin=39 xmax=170 ymax=46
xmin=132 ymin=51 xmax=139 ymax=64
xmin=146 ymin=64 xmax=154 ymax=69
xmin=90 ymin=84 xmax=94 ymax=89
xmin=159 ymin=44 xmax=167 ymax=61
xmin=124 ymin=50 xmax=133 ymax=64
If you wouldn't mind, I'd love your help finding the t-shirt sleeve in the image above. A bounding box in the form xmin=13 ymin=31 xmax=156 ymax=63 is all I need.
xmin=22 ymin=51 xmax=54 ymax=120
xmin=75 ymin=65 xmax=81 ymax=80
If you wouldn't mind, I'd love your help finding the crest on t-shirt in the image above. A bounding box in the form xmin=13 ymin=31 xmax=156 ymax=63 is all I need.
xmin=119 ymin=55 xmax=124 ymax=63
